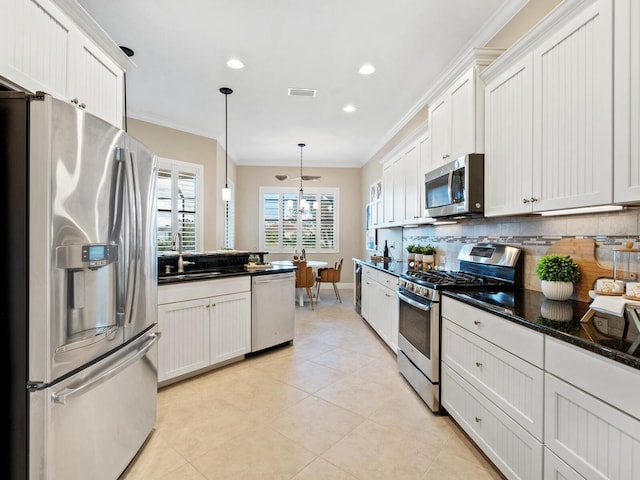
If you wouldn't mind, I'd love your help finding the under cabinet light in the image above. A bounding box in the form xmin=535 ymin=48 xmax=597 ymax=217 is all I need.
xmin=540 ymin=205 xmax=625 ymax=216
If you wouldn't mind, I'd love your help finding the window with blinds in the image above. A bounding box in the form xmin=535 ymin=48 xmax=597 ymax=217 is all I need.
xmin=260 ymin=187 xmax=338 ymax=253
xmin=156 ymin=158 xmax=203 ymax=253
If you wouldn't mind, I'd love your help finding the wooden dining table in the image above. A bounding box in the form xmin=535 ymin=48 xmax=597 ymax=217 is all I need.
xmin=270 ymin=260 xmax=328 ymax=306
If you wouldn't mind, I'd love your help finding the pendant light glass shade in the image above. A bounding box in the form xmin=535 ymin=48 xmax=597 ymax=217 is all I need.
xmin=220 ymin=87 xmax=233 ymax=202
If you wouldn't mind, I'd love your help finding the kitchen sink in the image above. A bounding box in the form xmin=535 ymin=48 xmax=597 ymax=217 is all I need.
xmin=158 ymin=271 xmax=224 ymax=283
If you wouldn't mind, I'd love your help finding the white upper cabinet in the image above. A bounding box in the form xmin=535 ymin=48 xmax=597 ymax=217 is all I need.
xmin=614 ymin=0 xmax=640 ymax=203
xmin=532 ymin=0 xmax=613 ymax=212
xmin=68 ymin=29 xmax=124 ymax=127
xmin=402 ymin=144 xmax=420 ymax=223
xmin=382 ymin=156 xmax=402 ymax=225
xmin=483 ymin=0 xmax=615 ymax=215
xmin=484 ymin=54 xmax=534 ymax=217
xmin=1 ymin=0 xmax=73 ymax=100
xmin=429 ymin=61 xmax=494 ymax=169
xmin=0 ymin=0 xmax=129 ymax=127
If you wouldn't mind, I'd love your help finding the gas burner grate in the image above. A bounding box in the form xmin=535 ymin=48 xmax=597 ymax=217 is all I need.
xmin=403 ymin=270 xmax=507 ymax=287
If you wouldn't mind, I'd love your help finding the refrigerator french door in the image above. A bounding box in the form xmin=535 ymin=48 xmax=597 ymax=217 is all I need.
xmin=2 ymin=91 xmax=159 ymax=480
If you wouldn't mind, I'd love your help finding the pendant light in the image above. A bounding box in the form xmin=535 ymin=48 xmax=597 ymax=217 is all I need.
xmin=220 ymin=87 xmax=233 ymax=202
xmin=297 ymin=143 xmax=309 ymax=213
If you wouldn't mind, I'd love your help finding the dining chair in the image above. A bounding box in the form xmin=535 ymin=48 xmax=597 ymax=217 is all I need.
xmin=294 ymin=260 xmax=315 ymax=309
xmin=315 ymin=257 xmax=343 ymax=303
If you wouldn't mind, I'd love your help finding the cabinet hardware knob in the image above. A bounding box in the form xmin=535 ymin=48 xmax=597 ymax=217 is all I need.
xmin=473 ymin=320 xmax=481 ymax=326
xmin=71 ymin=98 xmax=79 ymax=104
xmin=475 ymin=416 xmax=481 ymax=423
xmin=475 ymin=362 xmax=482 ymax=367
xmin=522 ymin=198 xmax=530 ymax=204
xmin=531 ymin=197 xmax=538 ymax=203
xmin=79 ymin=103 xmax=86 ymax=109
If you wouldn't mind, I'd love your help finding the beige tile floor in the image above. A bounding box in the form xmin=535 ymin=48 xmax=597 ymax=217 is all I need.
xmin=121 ymin=289 xmax=505 ymax=480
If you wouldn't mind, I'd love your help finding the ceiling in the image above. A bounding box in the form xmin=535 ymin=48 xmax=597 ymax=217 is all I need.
xmin=76 ymin=0 xmax=526 ymax=168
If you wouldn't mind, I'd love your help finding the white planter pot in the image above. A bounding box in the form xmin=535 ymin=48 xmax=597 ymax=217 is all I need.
xmin=540 ymin=280 xmax=574 ymax=301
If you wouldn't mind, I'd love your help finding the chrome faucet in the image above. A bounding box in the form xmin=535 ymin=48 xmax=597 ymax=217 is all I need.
xmin=172 ymin=232 xmax=194 ymax=273
xmin=172 ymin=232 xmax=182 ymax=254
xmin=172 ymin=232 xmax=186 ymax=273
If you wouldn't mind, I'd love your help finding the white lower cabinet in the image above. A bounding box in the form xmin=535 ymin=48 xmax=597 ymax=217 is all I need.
xmin=157 ymin=277 xmax=251 ymax=384
xmin=360 ymin=265 xmax=398 ymax=352
xmin=441 ymin=297 xmax=544 ymax=480
xmin=442 ymin=364 xmax=543 ymax=480
xmin=544 ymin=338 xmax=640 ymax=480
xmin=544 ymin=448 xmax=584 ymax=480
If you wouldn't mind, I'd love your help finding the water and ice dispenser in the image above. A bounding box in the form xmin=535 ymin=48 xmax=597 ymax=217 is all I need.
xmin=56 ymin=244 xmax=118 ymax=344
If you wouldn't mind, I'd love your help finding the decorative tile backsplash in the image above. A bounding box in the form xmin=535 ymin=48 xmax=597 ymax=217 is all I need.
xmin=400 ymin=209 xmax=640 ymax=291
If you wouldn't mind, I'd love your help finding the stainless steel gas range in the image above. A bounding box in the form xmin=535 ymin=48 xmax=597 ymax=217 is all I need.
xmin=396 ymin=243 xmax=523 ymax=413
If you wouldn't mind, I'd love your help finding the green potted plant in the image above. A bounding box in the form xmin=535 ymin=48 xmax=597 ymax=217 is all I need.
xmin=418 ymin=244 xmax=437 ymax=267
xmin=406 ymin=244 xmax=417 ymax=263
xmin=536 ymin=254 xmax=581 ymax=300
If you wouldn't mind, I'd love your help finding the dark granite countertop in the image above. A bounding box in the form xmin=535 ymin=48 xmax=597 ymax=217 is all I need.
xmin=353 ymin=258 xmax=405 ymax=276
xmin=157 ymin=264 xmax=296 ymax=285
xmin=444 ymin=289 xmax=640 ymax=370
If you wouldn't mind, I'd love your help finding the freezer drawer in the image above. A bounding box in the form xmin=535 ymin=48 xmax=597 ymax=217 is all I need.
xmin=251 ymin=273 xmax=295 ymax=352
xmin=29 ymin=330 xmax=159 ymax=480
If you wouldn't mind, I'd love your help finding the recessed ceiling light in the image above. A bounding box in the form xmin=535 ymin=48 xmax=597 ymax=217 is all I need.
xmin=343 ymin=105 xmax=356 ymax=113
xmin=359 ymin=64 xmax=375 ymax=75
xmin=226 ymin=58 xmax=244 ymax=69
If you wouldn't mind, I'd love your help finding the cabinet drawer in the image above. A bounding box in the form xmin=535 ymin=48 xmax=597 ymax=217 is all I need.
xmin=442 ymin=364 xmax=543 ymax=480
xmin=158 ymin=276 xmax=251 ymax=304
xmin=545 ymin=336 xmax=640 ymax=421
xmin=442 ymin=297 xmax=544 ymax=368
xmin=545 ymin=373 xmax=640 ymax=480
xmin=544 ymin=448 xmax=584 ymax=480
xmin=443 ymin=319 xmax=543 ymax=440
xmin=378 ymin=270 xmax=398 ymax=289
xmin=362 ymin=265 xmax=378 ymax=283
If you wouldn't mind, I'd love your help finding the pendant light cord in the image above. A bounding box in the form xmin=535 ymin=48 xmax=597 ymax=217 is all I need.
xmin=220 ymin=88 xmax=233 ymax=185
xmin=298 ymin=143 xmax=305 ymax=196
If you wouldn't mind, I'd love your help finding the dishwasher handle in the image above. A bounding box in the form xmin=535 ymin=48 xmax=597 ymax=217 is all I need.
xmin=253 ymin=273 xmax=294 ymax=284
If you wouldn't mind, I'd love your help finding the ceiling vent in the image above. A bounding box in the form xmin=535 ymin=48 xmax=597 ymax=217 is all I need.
xmin=288 ymin=88 xmax=317 ymax=97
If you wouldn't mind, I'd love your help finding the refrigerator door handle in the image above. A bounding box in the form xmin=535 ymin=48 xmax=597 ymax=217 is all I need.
xmin=52 ymin=332 xmax=160 ymax=405
xmin=127 ymin=149 xmax=142 ymax=325
xmin=122 ymin=148 xmax=139 ymax=326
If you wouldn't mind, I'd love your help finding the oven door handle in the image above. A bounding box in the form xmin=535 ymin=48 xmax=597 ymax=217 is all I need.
xmin=397 ymin=291 xmax=432 ymax=311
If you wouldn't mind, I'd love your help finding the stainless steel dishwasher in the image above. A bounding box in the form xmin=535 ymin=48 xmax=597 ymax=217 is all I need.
xmin=251 ymin=272 xmax=296 ymax=352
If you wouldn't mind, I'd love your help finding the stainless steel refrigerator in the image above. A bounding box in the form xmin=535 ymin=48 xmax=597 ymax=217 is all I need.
xmin=2 ymin=91 xmax=159 ymax=479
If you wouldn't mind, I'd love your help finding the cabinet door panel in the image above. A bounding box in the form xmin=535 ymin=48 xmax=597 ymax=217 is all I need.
xmin=429 ymin=96 xmax=450 ymax=166
xmin=545 ymin=373 xmax=640 ymax=480
xmin=210 ymin=292 xmax=251 ymax=364
xmin=532 ymin=0 xmax=613 ymax=211
xmin=442 ymin=364 xmax=543 ymax=480
xmin=158 ymin=298 xmax=210 ymax=382
xmin=484 ymin=54 xmax=534 ymax=216
xmin=403 ymin=145 xmax=419 ymax=222
xmin=69 ymin=30 xmax=123 ymax=127
xmin=1 ymin=0 xmax=72 ymax=98
xmin=449 ymin=69 xmax=475 ymax=159
xmin=443 ymin=319 xmax=543 ymax=440
xmin=614 ymin=0 xmax=640 ymax=202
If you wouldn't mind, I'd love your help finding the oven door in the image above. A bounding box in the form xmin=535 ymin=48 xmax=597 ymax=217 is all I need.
xmin=397 ymin=289 xmax=439 ymax=383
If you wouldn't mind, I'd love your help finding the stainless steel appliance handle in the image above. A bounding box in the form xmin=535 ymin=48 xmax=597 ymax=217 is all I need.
xmin=447 ymin=170 xmax=454 ymax=205
xmin=52 ymin=332 xmax=161 ymax=405
xmin=123 ymin=148 xmax=138 ymax=326
xmin=397 ymin=291 xmax=432 ymax=311
xmin=126 ymin=149 xmax=142 ymax=325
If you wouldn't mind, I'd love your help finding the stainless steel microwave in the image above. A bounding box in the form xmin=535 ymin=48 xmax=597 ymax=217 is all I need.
xmin=424 ymin=153 xmax=484 ymax=218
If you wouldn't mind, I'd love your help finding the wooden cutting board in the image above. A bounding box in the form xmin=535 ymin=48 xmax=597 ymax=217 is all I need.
xmin=545 ymin=238 xmax=612 ymax=303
